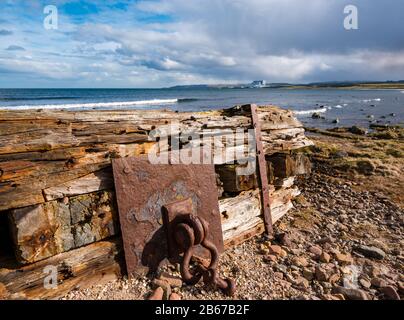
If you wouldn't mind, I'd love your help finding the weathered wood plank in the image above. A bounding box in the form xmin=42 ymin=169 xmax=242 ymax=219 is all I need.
xmin=220 ymin=187 xmax=300 ymax=242
xmin=0 ymin=239 xmax=123 ymax=300
xmin=8 ymin=190 xmax=119 ymax=264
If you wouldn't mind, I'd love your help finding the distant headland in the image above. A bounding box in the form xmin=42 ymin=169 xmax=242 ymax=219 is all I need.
xmin=169 ymin=80 xmax=404 ymax=90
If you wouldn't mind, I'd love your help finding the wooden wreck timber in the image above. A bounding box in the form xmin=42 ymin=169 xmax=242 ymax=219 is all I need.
xmin=0 ymin=105 xmax=313 ymax=299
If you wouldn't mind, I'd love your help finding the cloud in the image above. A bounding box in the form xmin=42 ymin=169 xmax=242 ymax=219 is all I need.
xmin=0 ymin=29 xmax=13 ymax=36
xmin=0 ymin=0 xmax=403 ymax=87
xmin=5 ymin=45 xmax=25 ymax=51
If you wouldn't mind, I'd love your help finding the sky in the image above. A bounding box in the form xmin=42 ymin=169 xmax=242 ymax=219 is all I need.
xmin=0 ymin=0 xmax=403 ymax=88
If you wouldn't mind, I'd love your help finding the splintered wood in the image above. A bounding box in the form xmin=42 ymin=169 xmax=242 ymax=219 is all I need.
xmin=0 ymin=105 xmax=313 ymax=299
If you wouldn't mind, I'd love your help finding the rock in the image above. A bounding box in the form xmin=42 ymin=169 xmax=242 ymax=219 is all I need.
xmin=355 ymin=245 xmax=386 ymax=260
xmin=322 ymin=294 xmax=344 ymax=301
xmin=148 ymin=287 xmax=164 ymax=300
xmin=356 ymin=161 xmax=376 ymax=175
xmin=320 ymin=252 xmax=331 ymax=263
xmin=309 ymin=245 xmax=322 ymax=256
xmin=263 ymin=254 xmax=278 ymax=263
xmin=295 ymin=276 xmax=310 ymax=290
xmin=159 ymin=272 xmax=183 ymax=288
xmin=333 ymin=151 xmax=348 ymax=159
xmin=317 ymin=236 xmax=335 ymax=244
xmin=292 ymin=256 xmax=309 ymax=268
xmin=275 ymin=264 xmax=288 ymax=274
xmin=0 ymin=283 xmax=8 ymax=299
xmin=335 ymin=253 xmax=353 ymax=265
xmin=312 ymin=112 xmax=324 ymax=119
xmin=275 ymin=232 xmax=292 ymax=247
xmin=279 ymin=249 xmax=288 ymax=258
xmin=274 ymin=272 xmax=284 ymax=279
xmin=349 ymin=126 xmax=368 ymax=135
xmin=359 ymin=279 xmax=372 ymax=289
xmin=315 ymin=266 xmax=329 ymax=282
xmin=329 ymin=273 xmax=340 ymax=285
xmin=398 ymin=282 xmax=404 ymax=295
xmin=303 ymin=268 xmax=315 ymax=281
xmin=333 ymin=286 xmax=369 ymax=300
xmin=332 ymin=118 xmax=340 ymax=124
xmin=333 ymin=294 xmax=346 ymax=300
xmin=380 ymin=286 xmax=400 ymax=300
xmin=169 ymin=293 xmax=182 ymax=301
xmin=371 ymin=277 xmax=388 ymax=288
xmin=152 ymin=279 xmax=172 ymax=300
xmin=268 ymin=245 xmax=287 ymax=258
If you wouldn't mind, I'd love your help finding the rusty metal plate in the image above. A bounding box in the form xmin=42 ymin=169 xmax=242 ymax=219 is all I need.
xmin=112 ymin=155 xmax=224 ymax=277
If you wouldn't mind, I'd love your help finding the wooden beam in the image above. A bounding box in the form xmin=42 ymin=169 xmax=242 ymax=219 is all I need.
xmin=0 ymin=239 xmax=123 ymax=300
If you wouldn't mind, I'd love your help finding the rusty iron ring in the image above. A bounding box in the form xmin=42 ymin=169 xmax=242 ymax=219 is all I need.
xmin=173 ymin=214 xmax=236 ymax=296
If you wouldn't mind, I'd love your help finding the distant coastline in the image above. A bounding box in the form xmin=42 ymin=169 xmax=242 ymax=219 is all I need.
xmin=169 ymin=81 xmax=404 ymax=90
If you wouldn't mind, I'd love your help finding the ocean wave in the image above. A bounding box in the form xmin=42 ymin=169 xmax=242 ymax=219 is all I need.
xmin=293 ymin=108 xmax=328 ymax=115
xmin=0 ymin=99 xmax=179 ymax=110
xmin=363 ymin=98 xmax=381 ymax=103
xmin=178 ymin=98 xmax=199 ymax=103
xmin=334 ymin=105 xmax=343 ymax=109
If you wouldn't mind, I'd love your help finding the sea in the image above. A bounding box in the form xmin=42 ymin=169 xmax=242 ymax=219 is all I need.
xmin=0 ymin=88 xmax=403 ymax=129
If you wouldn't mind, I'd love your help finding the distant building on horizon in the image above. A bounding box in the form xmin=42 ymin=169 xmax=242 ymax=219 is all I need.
xmin=250 ymin=80 xmax=267 ymax=88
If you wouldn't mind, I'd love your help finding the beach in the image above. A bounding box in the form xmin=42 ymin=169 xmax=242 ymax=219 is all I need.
xmin=0 ymin=89 xmax=402 ymax=301
xmin=62 ymin=125 xmax=403 ymax=300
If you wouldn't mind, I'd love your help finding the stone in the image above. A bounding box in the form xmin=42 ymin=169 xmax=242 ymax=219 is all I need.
xmin=349 ymin=126 xmax=368 ymax=135
xmin=159 ymin=272 xmax=183 ymax=288
xmin=263 ymin=254 xmax=278 ymax=263
xmin=148 ymin=287 xmax=164 ymax=300
xmin=169 ymin=293 xmax=182 ymax=301
xmin=333 ymin=286 xmax=369 ymax=300
xmin=303 ymin=268 xmax=315 ymax=281
xmin=152 ymin=279 xmax=172 ymax=300
xmin=279 ymin=249 xmax=288 ymax=258
xmin=292 ymin=256 xmax=309 ymax=268
xmin=398 ymin=282 xmax=404 ymax=295
xmin=268 ymin=245 xmax=283 ymax=256
xmin=329 ymin=273 xmax=340 ymax=285
xmin=320 ymin=252 xmax=331 ymax=263
xmin=356 ymin=161 xmax=376 ymax=175
xmin=333 ymin=294 xmax=345 ymax=300
xmin=0 ymin=283 xmax=8 ymax=299
xmin=309 ymin=245 xmax=322 ymax=256
xmin=274 ymin=272 xmax=284 ymax=279
xmin=355 ymin=245 xmax=386 ymax=260
xmin=359 ymin=279 xmax=372 ymax=289
xmin=295 ymin=276 xmax=310 ymax=290
xmin=335 ymin=253 xmax=353 ymax=265
xmin=275 ymin=264 xmax=288 ymax=274
xmin=380 ymin=286 xmax=400 ymax=300
xmin=371 ymin=277 xmax=388 ymax=288
xmin=275 ymin=232 xmax=292 ymax=247
xmin=315 ymin=266 xmax=329 ymax=282
xmin=312 ymin=112 xmax=324 ymax=119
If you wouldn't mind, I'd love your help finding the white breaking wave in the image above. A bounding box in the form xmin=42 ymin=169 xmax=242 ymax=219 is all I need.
xmin=334 ymin=105 xmax=343 ymax=109
xmin=293 ymin=107 xmax=328 ymax=115
xmin=363 ymin=98 xmax=381 ymax=103
xmin=0 ymin=99 xmax=179 ymax=110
